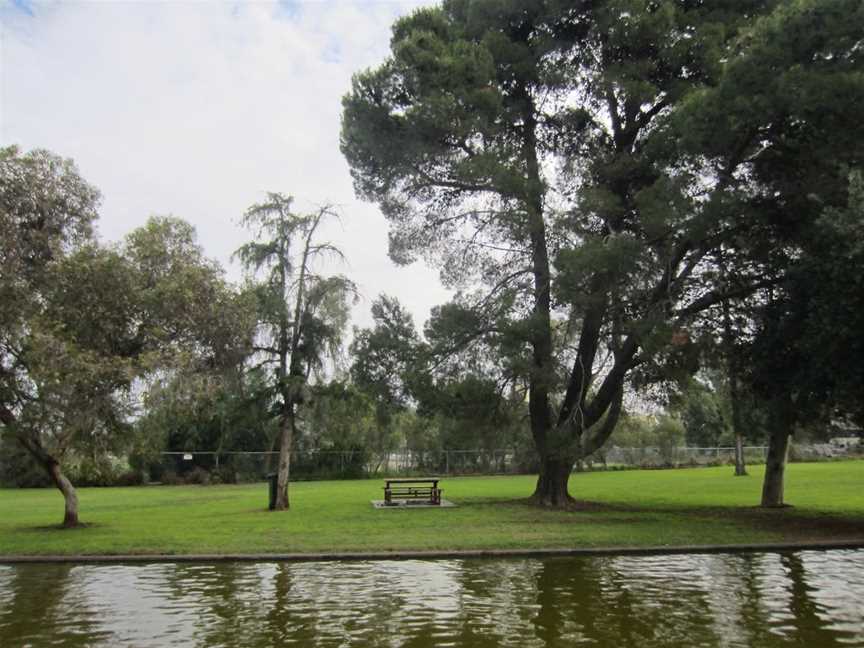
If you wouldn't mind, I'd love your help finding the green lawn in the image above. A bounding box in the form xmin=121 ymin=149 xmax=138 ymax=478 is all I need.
xmin=0 ymin=462 xmax=861 ymax=556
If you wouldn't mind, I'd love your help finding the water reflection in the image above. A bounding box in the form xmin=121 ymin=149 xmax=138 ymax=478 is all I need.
xmin=0 ymin=550 xmax=862 ymax=647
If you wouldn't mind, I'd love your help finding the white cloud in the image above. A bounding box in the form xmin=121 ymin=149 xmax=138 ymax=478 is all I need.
xmin=0 ymin=0 xmax=450 ymax=331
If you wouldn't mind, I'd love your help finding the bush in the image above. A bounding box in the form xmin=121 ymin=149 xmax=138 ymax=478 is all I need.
xmin=183 ymin=466 xmax=211 ymax=485
xmin=211 ymin=465 xmax=238 ymax=485
xmin=0 ymin=439 xmax=51 ymax=487
xmin=116 ymin=470 xmax=145 ymax=486
xmin=160 ymin=470 xmax=183 ymax=485
xmin=654 ymin=416 xmax=686 ymax=467
xmin=67 ymin=456 xmax=124 ymax=487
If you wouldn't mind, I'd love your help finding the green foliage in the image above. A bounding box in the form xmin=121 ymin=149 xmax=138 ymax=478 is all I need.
xmin=746 ymin=169 xmax=864 ymax=427
xmin=123 ymin=216 xmax=255 ymax=369
xmin=1 ymin=146 xmax=100 ymax=418
xmin=236 ymin=195 xmax=357 ymax=387
xmin=340 ymin=0 xmax=864 ymax=483
xmin=135 ymin=368 xmax=276 ymax=481
xmin=652 ymin=416 xmax=687 ymax=461
xmin=670 ymin=378 xmax=730 ymax=447
xmin=304 ymin=381 xmax=381 ymax=456
xmin=610 ymin=413 xmax=686 ymax=466
xmin=0 ymin=146 xmax=253 ymax=502
xmin=235 ymin=193 xmax=357 ymax=505
xmin=0 ymin=436 xmax=48 ymax=487
xmin=350 ymin=294 xmax=423 ymax=415
xmin=415 ymin=374 xmax=526 ymax=452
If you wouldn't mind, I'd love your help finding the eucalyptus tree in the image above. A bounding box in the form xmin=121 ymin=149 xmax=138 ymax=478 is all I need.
xmin=341 ymin=0 xmax=863 ymax=506
xmin=1 ymin=145 xmax=101 ymax=525
xmin=236 ymin=194 xmax=356 ymax=510
xmin=1 ymin=145 xmax=251 ymax=526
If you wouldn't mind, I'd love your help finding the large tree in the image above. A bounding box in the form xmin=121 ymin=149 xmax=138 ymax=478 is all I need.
xmin=236 ymin=194 xmax=356 ymax=510
xmin=0 ymin=145 xmax=251 ymax=525
xmin=682 ymin=0 xmax=864 ymax=504
xmin=746 ymin=170 xmax=864 ymax=507
xmin=0 ymin=146 xmax=100 ymax=524
xmin=341 ymin=0 xmax=863 ymax=506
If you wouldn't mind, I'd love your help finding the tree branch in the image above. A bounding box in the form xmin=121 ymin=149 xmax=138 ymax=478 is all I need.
xmin=674 ymin=276 xmax=784 ymax=320
xmin=582 ymin=384 xmax=624 ymax=457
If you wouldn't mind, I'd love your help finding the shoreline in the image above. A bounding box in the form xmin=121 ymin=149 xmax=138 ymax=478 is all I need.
xmin=2 ymin=539 xmax=863 ymax=564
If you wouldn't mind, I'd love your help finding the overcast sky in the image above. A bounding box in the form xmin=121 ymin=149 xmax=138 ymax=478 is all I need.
xmin=1 ymin=0 xmax=452 ymax=331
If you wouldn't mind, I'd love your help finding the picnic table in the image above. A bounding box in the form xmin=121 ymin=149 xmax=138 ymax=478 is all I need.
xmin=383 ymin=478 xmax=442 ymax=506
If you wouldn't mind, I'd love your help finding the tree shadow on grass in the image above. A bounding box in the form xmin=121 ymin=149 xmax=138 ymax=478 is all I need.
xmin=741 ymin=508 xmax=864 ymax=541
xmin=502 ymin=497 xmax=864 ymax=542
xmin=23 ymin=521 xmax=100 ymax=532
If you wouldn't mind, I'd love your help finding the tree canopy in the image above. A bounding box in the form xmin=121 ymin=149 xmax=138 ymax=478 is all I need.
xmin=236 ymin=193 xmax=357 ymax=510
xmin=342 ymin=0 xmax=864 ymax=505
xmin=0 ymin=146 xmax=253 ymax=525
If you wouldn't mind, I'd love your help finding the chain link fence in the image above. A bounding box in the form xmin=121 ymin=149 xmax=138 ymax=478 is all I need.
xmin=149 ymin=449 xmax=534 ymax=485
xmin=5 ymin=441 xmax=858 ymax=488
xmin=590 ymin=446 xmax=770 ymax=469
xmin=585 ymin=443 xmax=863 ymax=470
xmin=143 ymin=442 xmax=862 ymax=485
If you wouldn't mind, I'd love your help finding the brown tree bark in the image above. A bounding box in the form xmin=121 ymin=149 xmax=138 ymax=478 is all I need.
xmin=531 ymin=457 xmax=575 ymax=507
xmin=729 ymin=348 xmax=748 ymax=478
xmin=273 ymin=404 xmax=294 ymax=511
xmin=734 ymin=431 xmax=747 ymax=477
xmin=526 ymin=85 xmax=663 ymax=507
xmin=720 ymin=271 xmax=748 ymax=477
xmin=761 ymin=410 xmax=791 ymax=507
xmin=730 ymin=368 xmax=748 ymax=477
xmin=515 ymin=80 xmax=565 ymax=507
xmin=47 ymin=460 xmax=80 ymax=527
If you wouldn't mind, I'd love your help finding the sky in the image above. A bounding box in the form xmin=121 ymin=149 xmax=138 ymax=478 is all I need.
xmin=0 ymin=0 xmax=452 ymax=331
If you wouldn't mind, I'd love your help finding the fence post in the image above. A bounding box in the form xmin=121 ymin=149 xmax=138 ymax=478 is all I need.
xmin=445 ymin=450 xmax=449 ymax=475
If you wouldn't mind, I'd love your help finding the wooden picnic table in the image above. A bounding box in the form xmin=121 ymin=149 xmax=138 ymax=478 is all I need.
xmin=383 ymin=478 xmax=442 ymax=506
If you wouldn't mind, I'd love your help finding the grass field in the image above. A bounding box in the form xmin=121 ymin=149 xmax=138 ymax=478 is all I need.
xmin=0 ymin=462 xmax=861 ymax=556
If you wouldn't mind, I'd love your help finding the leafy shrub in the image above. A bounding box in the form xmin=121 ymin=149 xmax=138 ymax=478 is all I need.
xmin=0 ymin=439 xmax=51 ymax=487
xmin=183 ymin=466 xmax=211 ymax=485
xmin=67 ymin=456 xmax=124 ymax=487
xmin=116 ymin=470 xmax=145 ymax=486
xmin=160 ymin=470 xmax=183 ymax=485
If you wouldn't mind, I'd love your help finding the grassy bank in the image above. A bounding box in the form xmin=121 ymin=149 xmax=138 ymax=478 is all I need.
xmin=0 ymin=462 xmax=861 ymax=556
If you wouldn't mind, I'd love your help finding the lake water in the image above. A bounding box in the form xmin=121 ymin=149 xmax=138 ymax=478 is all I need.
xmin=1 ymin=550 xmax=862 ymax=647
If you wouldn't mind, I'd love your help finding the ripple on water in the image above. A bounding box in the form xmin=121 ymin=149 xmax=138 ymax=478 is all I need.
xmin=0 ymin=550 xmax=862 ymax=647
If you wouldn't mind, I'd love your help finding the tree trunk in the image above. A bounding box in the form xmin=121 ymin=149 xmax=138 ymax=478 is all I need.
xmin=729 ymin=364 xmax=747 ymax=476
xmin=531 ymin=457 xmax=575 ymax=507
xmin=273 ymin=405 xmax=294 ymax=511
xmin=734 ymin=432 xmax=747 ymax=477
xmin=761 ymin=424 xmax=790 ymax=508
xmin=719 ymin=256 xmax=747 ymax=477
xmin=515 ymin=81 xmax=562 ymax=509
xmin=48 ymin=460 xmax=80 ymax=527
